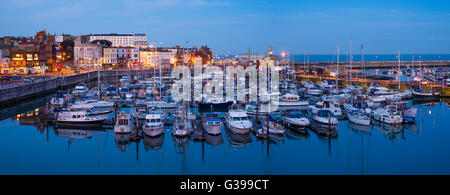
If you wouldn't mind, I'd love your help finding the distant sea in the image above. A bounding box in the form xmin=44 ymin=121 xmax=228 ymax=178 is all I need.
xmin=291 ymin=54 xmax=450 ymax=63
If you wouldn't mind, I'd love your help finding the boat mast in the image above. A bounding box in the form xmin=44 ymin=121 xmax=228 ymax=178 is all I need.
xmin=159 ymin=53 xmax=162 ymax=101
xmin=349 ymin=38 xmax=352 ymax=87
xmin=420 ymin=56 xmax=422 ymax=91
xmin=361 ymin=45 xmax=367 ymax=94
xmin=398 ymin=50 xmax=401 ymax=91
xmin=336 ymin=43 xmax=339 ymax=93
xmin=97 ymin=60 xmax=101 ymax=100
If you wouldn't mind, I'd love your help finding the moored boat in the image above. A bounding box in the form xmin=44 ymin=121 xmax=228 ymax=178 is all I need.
xmin=204 ymin=113 xmax=223 ymax=135
xmin=225 ymin=104 xmax=253 ymax=134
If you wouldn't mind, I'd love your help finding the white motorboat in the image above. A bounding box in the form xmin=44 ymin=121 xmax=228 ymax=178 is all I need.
xmin=225 ymin=104 xmax=253 ymax=134
xmin=318 ymin=80 xmax=335 ymax=90
xmin=371 ymin=105 xmax=403 ymax=124
xmin=344 ymin=101 xmax=372 ymax=115
xmin=143 ymin=111 xmax=164 ymax=137
xmin=114 ymin=112 xmax=133 ymax=134
xmin=57 ymin=111 xmax=106 ymax=126
xmin=310 ymin=110 xmax=339 ymax=128
xmin=72 ymin=100 xmax=114 ymax=111
xmin=204 ymin=113 xmax=223 ymax=135
xmin=273 ymin=93 xmax=309 ymax=107
xmin=368 ymin=86 xmax=394 ymax=96
xmin=68 ymin=104 xmax=112 ymax=118
xmin=347 ymin=109 xmax=371 ymax=126
xmin=50 ymin=97 xmax=66 ymax=107
xmin=282 ymin=111 xmax=310 ymax=129
xmin=389 ymin=101 xmax=418 ymax=119
xmin=309 ymin=100 xmax=343 ymax=118
xmin=72 ymin=83 xmax=89 ymax=95
xmin=125 ymin=92 xmax=134 ymax=100
xmin=307 ymin=86 xmax=323 ymax=96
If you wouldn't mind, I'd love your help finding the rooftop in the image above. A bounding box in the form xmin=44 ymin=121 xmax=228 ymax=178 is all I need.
xmin=91 ymin=33 xmax=146 ymax=37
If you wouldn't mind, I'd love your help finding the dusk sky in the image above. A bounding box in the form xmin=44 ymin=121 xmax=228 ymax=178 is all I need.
xmin=1 ymin=0 xmax=449 ymax=55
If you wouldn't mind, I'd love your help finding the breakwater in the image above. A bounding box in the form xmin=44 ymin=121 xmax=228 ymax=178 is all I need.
xmin=293 ymin=60 xmax=450 ymax=69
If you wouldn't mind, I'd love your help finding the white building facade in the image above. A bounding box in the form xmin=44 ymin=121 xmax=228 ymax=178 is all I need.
xmin=90 ymin=33 xmax=148 ymax=48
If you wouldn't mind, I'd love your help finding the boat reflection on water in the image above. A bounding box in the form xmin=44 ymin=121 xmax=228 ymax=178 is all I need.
xmin=285 ymin=129 xmax=309 ymax=140
xmin=412 ymin=99 xmax=441 ymax=106
xmin=308 ymin=119 xmax=338 ymax=137
xmin=114 ymin=133 xmax=131 ymax=152
xmin=403 ymin=123 xmax=419 ymax=132
xmin=172 ymin=132 xmax=191 ymax=153
xmin=372 ymin=121 xmax=403 ymax=139
xmin=225 ymin=128 xmax=252 ymax=148
xmin=54 ymin=127 xmax=106 ymax=139
xmin=205 ymin=133 xmax=224 ymax=146
xmin=143 ymin=133 xmax=165 ymax=151
xmin=347 ymin=122 xmax=371 ymax=134
xmin=268 ymin=133 xmax=285 ymax=142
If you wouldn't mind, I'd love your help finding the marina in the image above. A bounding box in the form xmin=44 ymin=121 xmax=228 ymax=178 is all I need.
xmin=1 ymin=65 xmax=450 ymax=174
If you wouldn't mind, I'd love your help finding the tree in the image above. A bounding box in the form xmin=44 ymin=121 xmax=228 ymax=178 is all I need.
xmin=91 ymin=40 xmax=112 ymax=47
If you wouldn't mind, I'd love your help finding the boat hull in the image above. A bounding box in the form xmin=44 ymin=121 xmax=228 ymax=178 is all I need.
xmin=56 ymin=120 xmax=105 ymax=127
xmin=143 ymin=127 xmax=164 ymax=137
xmin=282 ymin=118 xmax=310 ymax=129
xmin=226 ymin=121 xmax=251 ymax=134
xmin=205 ymin=125 xmax=222 ymax=135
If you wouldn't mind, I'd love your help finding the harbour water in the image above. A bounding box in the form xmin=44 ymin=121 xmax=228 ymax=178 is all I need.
xmin=0 ymin=91 xmax=449 ymax=174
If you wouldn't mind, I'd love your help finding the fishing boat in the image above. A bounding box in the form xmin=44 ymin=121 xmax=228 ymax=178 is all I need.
xmin=371 ymin=105 xmax=403 ymax=124
xmin=142 ymin=110 xmax=164 ymax=137
xmin=56 ymin=111 xmax=106 ymax=127
xmin=347 ymin=109 xmax=371 ymax=126
xmin=310 ymin=110 xmax=339 ymax=128
xmin=204 ymin=113 xmax=223 ymax=135
xmin=225 ymin=104 xmax=253 ymax=134
xmin=114 ymin=112 xmax=133 ymax=134
xmin=282 ymin=111 xmax=310 ymax=129
xmin=172 ymin=118 xmax=193 ymax=137
xmin=72 ymin=83 xmax=89 ymax=95
xmin=273 ymin=93 xmax=309 ymax=107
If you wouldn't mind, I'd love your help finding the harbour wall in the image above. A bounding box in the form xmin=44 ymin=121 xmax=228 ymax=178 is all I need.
xmin=0 ymin=69 xmax=168 ymax=106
